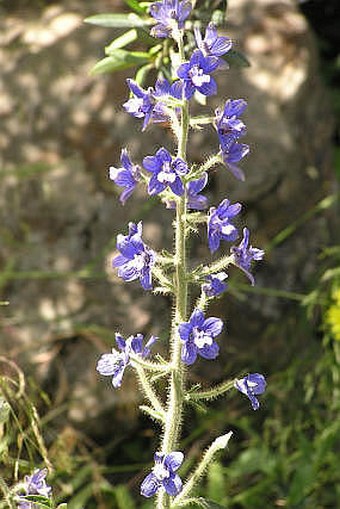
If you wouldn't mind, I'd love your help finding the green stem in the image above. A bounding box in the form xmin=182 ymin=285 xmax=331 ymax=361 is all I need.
xmin=134 ymin=364 xmax=166 ymax=418
xmin=130 ymin=354 xmax=171 ymax=373
xmin=157 ymin=29 xmax=189 ymax=509
xmin=201 ymin=254 xmax=234 ymax=275
xmin=186 ymin=379 xmax=235 ymax=402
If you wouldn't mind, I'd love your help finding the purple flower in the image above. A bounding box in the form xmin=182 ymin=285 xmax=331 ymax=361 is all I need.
xmin=109 ymin=148 xmax=140 ymax=205
xmin=113 ymin=222 xmax=156 ymax=290
xmin=177 ymin=49 xmax=219 ymax=100
xmin=149 ymin=0 xmax=192 ymax=38
xmin=231 ymin=228 xmax=264 ymax=285
xmin=194 ymin=22 xmax=232 ymax=68
xmin=97 ymin=333 xmax=157 ymax=388
xmin=202 ymin=272 xmax=228 ymax=297
xmin=17 ymin=468 xmax=52 ymax=509
xmin=234 ymin=373 xmax=267 ymax=410
xmin=123 ymin=78 xmax=172 ymax=130
xmin=187 ymin=172 xmax=209 ymax=209
xmin=215 ymin=99 xmax=249 ymax=180
xmin=143 ymin=147 xmax=188 ymax=196
xmin=165 ymin=172 xmax=209 ymax=210
xmin=221 ymin=140 xmax=250 ymax=181
xmin=179 ymin=308 xmax=223 ymax=365
xmin=207 ymin=199 xmax=242 ymax=253
xmin=216 ymin=99 xmax=248 ymax=143
xmin=141 ymin=451 xmax=184 ymax=497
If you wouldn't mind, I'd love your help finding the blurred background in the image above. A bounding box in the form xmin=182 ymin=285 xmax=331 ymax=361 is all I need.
xmin=0 ymin=0 xmax=339 ymax=508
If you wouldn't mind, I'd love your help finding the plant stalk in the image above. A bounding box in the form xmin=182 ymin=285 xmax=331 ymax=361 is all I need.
xmin=156 ymin=29 xmax=189 ymax=509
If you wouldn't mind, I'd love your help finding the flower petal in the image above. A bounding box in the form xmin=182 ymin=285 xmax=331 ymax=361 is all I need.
xmin=163 ymin=473 xmax=183 ymax=496
xmin=140 ymin=473 xmax=159 ymax=498
xmin=164 ymin=452 xmax=184 ymax=472
xmin=203 ymin=317 xmax=223 ymax=337
xmin=181 ymin=342 xmax=197 ymax=365
xmin=199 ymin=340 xmax=219 ymax=360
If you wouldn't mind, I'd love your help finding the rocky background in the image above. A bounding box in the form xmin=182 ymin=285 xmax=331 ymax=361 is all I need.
xmin=0 ymin=0 xmax=338 ymax=462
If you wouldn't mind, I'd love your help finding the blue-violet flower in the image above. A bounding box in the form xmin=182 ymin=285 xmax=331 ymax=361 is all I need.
xmin=179 ymin=308 xmax=223 ymax=365
xmin=166 ymin=172 xmax=209 ymax=210
xmin=231 ymin=227 xmax=264 ymax=285
xmin=202 ymin=272 xmax=228 ymax=297
xmin=97 ymin=333 xmax=157 ymax=388
xmin=216 ymin=99 xmax=247 ymax=144
xmin=187 ymin=172 xmax=209 ymax=209
xmin=17 ymin=468 xmax=52 ymax=509
xmin=207 ymin=199 xmax=241 ymax=253
xmin=109 ymin=148 xmax=140 ymax=205
xmin=194 ymin=22 xmax=232 ymax=68
xmin=124 ymin=78 xmax=172 ymax=130
xmin=141 ymin=451 xmax=184 ymax=497
xmin=221 ymin=140 xmax=250 ymax=181
xmin=149 ymin=0 xmax=192 ymax=38
xmin=143 ymin=147 xmax=188 ymax=196
xmin=177 ymin=49 xmax=219 ymax=100
xmin=234 ymin=373 xmax=267 ymax=410
xmin=113 ymin=222 xmax=156 ymax=290
xmin=215 ymin=99 xmax=249 ymax=180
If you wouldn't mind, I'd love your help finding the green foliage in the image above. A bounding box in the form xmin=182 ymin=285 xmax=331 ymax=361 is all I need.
xmin=90 ymin=50 xmax=152 ymax=75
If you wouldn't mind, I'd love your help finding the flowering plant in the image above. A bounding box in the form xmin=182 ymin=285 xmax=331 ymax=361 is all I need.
xmin=95 ymin=1 xmax=267 ymax=507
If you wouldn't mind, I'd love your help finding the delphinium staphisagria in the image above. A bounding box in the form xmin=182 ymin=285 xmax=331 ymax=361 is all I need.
xmin=97 ymin=2 xmax=267 ymax=507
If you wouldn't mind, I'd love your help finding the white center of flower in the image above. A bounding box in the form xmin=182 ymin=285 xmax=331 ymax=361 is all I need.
xmin=158 ymin=161 xmax=176 ymax=184
xmin=193 ymin=327 xmax=212 ymax=349
xmin=153 ymin=463 xmax=170 ymax=481
xmin=133 ymin=253 xmax=147 ymax=271
xmin=189 ymin=66 xmax=211 ymax=87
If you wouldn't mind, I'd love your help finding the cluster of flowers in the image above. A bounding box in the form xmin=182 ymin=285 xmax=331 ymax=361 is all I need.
xmin=97 ymin=0 xmax=267 ymax=501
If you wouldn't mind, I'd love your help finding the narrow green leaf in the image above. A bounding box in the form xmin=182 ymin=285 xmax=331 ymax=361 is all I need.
xmin=90 ymin=50 xmax=151 ymax=75
xmin=123 ymin=0 xmax=148 ymax=14
xmin=105 ymin=29 xmax=138 ymax=53
xmin=135 ymin=63 xmax=154 ymax=85
xmin=84 ymin=13 xmax=152 ymax=28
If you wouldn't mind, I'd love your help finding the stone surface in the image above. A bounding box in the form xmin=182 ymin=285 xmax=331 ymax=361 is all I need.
xmin=0 ymin=0 xmax=337 ymax=427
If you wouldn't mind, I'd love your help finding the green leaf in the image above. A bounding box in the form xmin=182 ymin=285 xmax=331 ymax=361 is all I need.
xmin=134 ymin=63 xmax=154 ymax=85
xmin=123 ymin=0 xmax=148 ymax=14
xmin=90 ymin=50 xmax=151 ymax=75
xmin=84 ymin=13 xmax=152 ymax=28
xmin=105 ymin=29 xmax=138 ymax=53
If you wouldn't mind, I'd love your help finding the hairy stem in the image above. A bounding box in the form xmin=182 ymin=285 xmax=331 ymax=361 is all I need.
xmin=157 ymin=30 xmax=189 ymax=509
xmin=134 ymin=364 xmax=166 ymax=418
